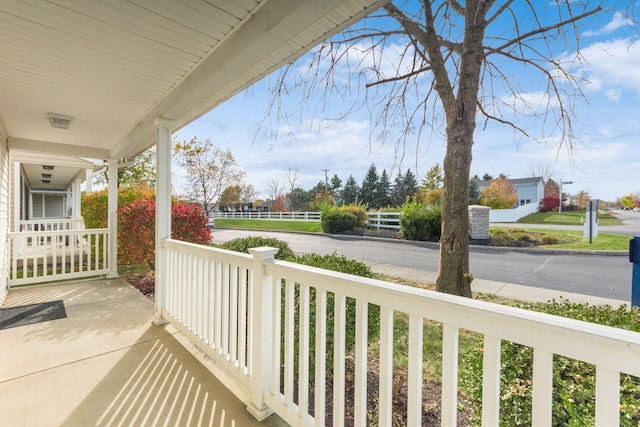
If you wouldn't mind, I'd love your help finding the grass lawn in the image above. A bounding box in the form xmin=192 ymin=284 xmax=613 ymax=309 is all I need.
xmin=491 ymin=227 xmax=629 ymax=251
xmin=214 ymin=218 xmax=323 ymax=233
xmin=518 ymin=210 xmax=621 ymax=226
xmin=536 ymin=229 xmax=629 ymax=250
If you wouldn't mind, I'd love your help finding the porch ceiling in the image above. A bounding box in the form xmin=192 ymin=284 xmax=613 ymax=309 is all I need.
xmin=1 ymin=0 xmax=387 ymax=162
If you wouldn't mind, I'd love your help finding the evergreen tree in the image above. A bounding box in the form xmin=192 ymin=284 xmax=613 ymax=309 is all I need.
xmin=402 ymin=169 xmax=418 ymax=199
xmin=391 ymin=172 xmax=405 ymax=206
xmin=342 ymin=175 xmax=359 ymax=205
xmin=468 ymin=180 xmax=480 ymax=205
xmin=421 ymin=163 xmax=444 ymax=191
xmin=376 ymin=169 xmax=392 ymax=208
xmin=330 ymin=174 xmax=342 ymax=198
xmin=359 ymin=164 xmax=379 ymax=207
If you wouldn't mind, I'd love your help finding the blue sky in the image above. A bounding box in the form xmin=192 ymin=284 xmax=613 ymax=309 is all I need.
xmin=174 ymin=2 xmax=640 ymax=203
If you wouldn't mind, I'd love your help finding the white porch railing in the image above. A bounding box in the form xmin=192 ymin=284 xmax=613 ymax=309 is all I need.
xmin=19 ymin=218 xmax=85 ymax=231
xmin=9 ymin=228 xmax=109 ymax=287
xmin=159 ymin=239 xmax=640 ymax=426
xmin=489 ymin=202 xmax=539 ymax=223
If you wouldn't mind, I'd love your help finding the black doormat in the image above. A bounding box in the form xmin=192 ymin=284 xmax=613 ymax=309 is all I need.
xmin=0 ymin=300 xmax=67 ymax=330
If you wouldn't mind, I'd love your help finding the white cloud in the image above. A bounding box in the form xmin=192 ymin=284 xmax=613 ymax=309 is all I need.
xmin=576 ymin=38 xmax=640 ymax=94
xmin=583 ymin=11 xmax=633 ymax=37
xmin=498 ymin=91 xmax=560 ymax=116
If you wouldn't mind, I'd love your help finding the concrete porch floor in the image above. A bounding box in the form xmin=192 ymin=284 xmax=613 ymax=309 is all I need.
xmin=0 ymin=278 xmax=286 ymax=427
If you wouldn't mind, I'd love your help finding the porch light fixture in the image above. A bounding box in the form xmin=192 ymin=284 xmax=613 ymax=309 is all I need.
xmin=42 ymin=165 xmax=54 ymax=170
xmin=48 ymin=113 xmax=73 ymax=129
xmin=41 ymin=174 xmax=51 ymax=178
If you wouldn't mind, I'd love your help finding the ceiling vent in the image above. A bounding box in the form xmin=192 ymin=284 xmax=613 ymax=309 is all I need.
xmin=48 ymin=113 xmax=73 ymax=129
xmin=42 ymin=165 xmax=54 ymax=170
xmin=42 ymin=180 xmax=50 ymax=184
xmin=41 ymin=174 xmax=52 ymax=178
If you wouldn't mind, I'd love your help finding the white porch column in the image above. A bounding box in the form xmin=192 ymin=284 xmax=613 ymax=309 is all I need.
xmin=153 ymin=118 xmax=173 ymax=325
xmin=85 ymin=168 xmax=93 ymax=193
xmin=13 ymin=162 xmax=20 ymax=231
xmin=107 ymin=159 xmax=118 ymax=278
xmin=72 ymin=178 xmax=82 ymax=220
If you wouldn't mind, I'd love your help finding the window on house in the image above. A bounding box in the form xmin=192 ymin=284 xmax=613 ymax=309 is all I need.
xmin=520 ymin=199 xmax=531 ymax=206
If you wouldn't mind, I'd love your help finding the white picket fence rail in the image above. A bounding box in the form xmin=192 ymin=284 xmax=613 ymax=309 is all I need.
xmin=159 ymin=239 xmax=640 ymax=426
xmin=9 ymin=228 xmax=109 ymax=287
xmin=19 ymin=218 xmax=84 ymax=231
xmin=366 ymin=211 xmax=401 ymax=229
xmin=211 ymin=211 xmax=402 ymax=229
xmin=212 ymin=211 xmax=322 ymax=221
xmin=489 ymin=202 xmax=539 ymax=223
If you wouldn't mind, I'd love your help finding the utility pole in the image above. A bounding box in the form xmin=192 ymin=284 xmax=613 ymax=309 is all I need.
xmin=322 ymin=169 xmax=329 ymax=202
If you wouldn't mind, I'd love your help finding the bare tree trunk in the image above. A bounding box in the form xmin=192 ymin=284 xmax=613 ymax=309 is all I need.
xmin=436 ymin=114 xmax=474 ymax=297
xmin=435 ymin=2 xmax=486 ymax=297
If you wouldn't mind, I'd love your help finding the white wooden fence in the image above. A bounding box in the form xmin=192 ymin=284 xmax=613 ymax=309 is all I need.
xmin=211 ymin=211 xmax=401 ymax=229
xmin=158 ymin=239 xmax=640 ymax=426
xmin=489 ymin=202 xmax=539 ymax=223
xmin=9 ymin=228 xmax=109 ymax=287
xmin=212 ymin=211 xmax=322 ymax=221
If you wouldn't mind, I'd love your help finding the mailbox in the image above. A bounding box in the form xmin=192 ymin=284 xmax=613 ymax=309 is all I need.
xmin=631 ymin=237 xmax=640 ymax=307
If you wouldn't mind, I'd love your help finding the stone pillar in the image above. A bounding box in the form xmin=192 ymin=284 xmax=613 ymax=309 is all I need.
xmin=468 ymin=205 xmax=490 ymax=242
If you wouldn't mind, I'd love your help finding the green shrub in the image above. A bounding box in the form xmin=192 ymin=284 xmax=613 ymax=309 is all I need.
xmin=399 ymin=199 xmax=441 ymax=240
xmin=460 ymin=299 xmax=640 ymax=426
xmin=216 ymin=236 xmax=294 ymax=260
xmin=288 ymin=252 xmax=379 ymax=378
xmin=117 ymin=199 xmax=210 ymax=265
xmin=292 ymin=252 xmax=373 ymax=277
xmin=321 ymin=209 xmax=357 ymax=233
xmin=82 ymin=183 xmax=156 ymax=229
xmin=338 ymin=204 xmax=368 ymax=227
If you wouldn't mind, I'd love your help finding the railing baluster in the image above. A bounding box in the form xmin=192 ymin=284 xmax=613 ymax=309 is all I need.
xmin=271 ymin=275 xmax=282 ymax=397
xmin=354 ymin=299 xmax=368 ymax=427
xmin=333 ymin=293 xmax=346 ymax=427
xmin=196 ymin=255 xmax=204 ymax=339
xmin=379 ymin=306 xmax=393 ymax=426
xmin=314 ymin=289 xmax=327 ymax=427
xmin=595 ymin=366 xmax=619 ymax=426
xmin=284 ymin=279 xmax=295 ymax=406
xmin=442 ymin=323 xmax=459 ymax=426
xmin=298 ymin=283 xmax=310 ymax=418
xmin=230 ymin=265 xmax=239 ymax=363
xmin=239 ymin=267 xmax=248 ymax=372
xmin=206 ymin=258 xmax=215 ymax=346
xmin=532 ymin=349 xmax=553 ymax=426
xmin=214 ymin=260 xmax=223 ymax=353
xmin=407 ymin=314 xmax=423 ymax=426
xmin=222 ymin=262 xmax=230 ymax=358
xmin=482 ymin=335 xmax=502 ymax=427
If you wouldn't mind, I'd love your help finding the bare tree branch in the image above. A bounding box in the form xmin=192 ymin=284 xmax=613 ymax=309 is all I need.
xmin=485 ymin=6 xmax=602 ymax=57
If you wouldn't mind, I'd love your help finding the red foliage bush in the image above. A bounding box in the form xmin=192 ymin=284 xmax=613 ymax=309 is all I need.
xmin=540 ymin=197 xmax=560 ymax=212
xmin=118 ymin=199 xmax=211 ymax=265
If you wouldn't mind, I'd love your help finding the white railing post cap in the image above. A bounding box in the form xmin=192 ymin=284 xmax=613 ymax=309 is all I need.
xmin=248 ymin=246 xmax=280 ymax=259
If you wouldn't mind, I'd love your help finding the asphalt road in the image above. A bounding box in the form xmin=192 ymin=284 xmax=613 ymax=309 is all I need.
xmin=212 ymin=228 xmax=633 ymax=301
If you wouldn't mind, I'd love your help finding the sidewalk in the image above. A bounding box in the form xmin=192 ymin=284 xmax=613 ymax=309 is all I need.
xmin=368 ymin=263 xmax=629 ymax=308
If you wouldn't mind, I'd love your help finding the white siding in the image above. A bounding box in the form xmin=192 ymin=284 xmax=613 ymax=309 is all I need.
xmin=0 ymin=130 xmax=9 ymax=304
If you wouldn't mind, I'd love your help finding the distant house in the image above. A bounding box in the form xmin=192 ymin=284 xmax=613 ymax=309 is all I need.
xmin=476 ymin=176 xmax=544 ymax=208
xmin=510 ymin=177 xmax=545 ymax=207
